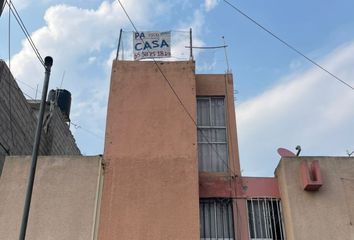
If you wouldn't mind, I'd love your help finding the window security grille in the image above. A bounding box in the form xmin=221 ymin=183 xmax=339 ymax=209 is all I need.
xmin=200 ymin=198 xmax=234 ymax=240
xmin=197 ymin=97 xmax=228 ymax=172
xmin=247 ymin=198 xmax=286 ymax=240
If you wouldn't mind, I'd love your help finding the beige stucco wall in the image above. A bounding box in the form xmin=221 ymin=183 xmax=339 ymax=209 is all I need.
xmin=276 ymin=157 xmax=354 ymax=240
xmin=0 ymin=155 xmax=103 ymax=240
xmin=98 ymin=60 xmax=200 ymax=240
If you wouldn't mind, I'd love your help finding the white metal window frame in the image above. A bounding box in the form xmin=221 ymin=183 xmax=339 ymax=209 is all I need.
xmin=247 ymin=198 xmax=286 ymax=240
xmin=197 ymin=97 xmax=229 ymax=172
xmin=200 ymin=198 xmax=235 ymax=240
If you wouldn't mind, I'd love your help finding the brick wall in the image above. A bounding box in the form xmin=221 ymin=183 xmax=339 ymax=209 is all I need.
xmin=0 ymin=60 xmax=80 ymax=168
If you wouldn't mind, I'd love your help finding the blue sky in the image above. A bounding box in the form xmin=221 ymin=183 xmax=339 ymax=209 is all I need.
xmin=1 ymin=0 xmax=353 ymax=176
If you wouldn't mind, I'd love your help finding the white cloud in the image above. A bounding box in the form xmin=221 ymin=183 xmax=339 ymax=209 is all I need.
xmin=10 ymin=0 xmax=30 ymax=10
xmin=236 ymin=41 xmax=354 ymax=176
xmin=204 ymin=0 xmax=219 ymax=12
xmin=173 ymin=8 xmax=206 ymax=60
xmin=8 ymin=0 xmax=171 ymax=154
xmin=8 ymin=0 xmax=208 ymax=155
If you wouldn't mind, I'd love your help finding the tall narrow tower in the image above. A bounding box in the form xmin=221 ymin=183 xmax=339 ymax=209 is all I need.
xmin=98 ymin=60 xmax=200 ymax=239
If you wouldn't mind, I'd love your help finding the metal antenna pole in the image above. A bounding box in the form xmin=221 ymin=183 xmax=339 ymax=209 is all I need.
xmin=18 ymin=56 xmax=53 ymax=240
xmin=222 ymin=36 xmax=230 ymax=73
xmin=189 ymin=28 xmax=193 ymax=60
xmin=115 ymin=29 xmax=123 ymax=60
xmin=122 ymin=36 xmax=124 ymax=60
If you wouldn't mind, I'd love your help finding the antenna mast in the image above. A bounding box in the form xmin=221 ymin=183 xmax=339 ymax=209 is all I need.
xmin=222 ymin=36 xmax=231 ymax=73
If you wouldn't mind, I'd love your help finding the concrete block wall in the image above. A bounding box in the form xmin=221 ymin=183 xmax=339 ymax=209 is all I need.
xmin=45 ymin=107 xmax=81 ymax=155
xmin=0 ymin=60 xmax=42 ymax=155
xmin=0 ymin=60 xmax=80 ymax=164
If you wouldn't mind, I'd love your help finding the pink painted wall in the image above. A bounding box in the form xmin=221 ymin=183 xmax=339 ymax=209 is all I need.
xmin=98 ymin=61 xmax=200 ymax=240
xmin=196 ymin=74 xmax=248 ymax=239
xmin=199 ymin=175 xmax=280 ymax=199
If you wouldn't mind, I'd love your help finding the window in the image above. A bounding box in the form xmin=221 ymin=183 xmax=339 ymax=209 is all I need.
xmin=247 ymin=198 xmax=286 ymax=240
xmin=200 ymin=198 xmax=234 ymax=240
xmin=197 ymin=97 xmax=228 ymax=172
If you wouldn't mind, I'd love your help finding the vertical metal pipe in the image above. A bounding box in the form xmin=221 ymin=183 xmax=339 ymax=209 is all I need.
xmin=189 ymin=28 xmax=193 ymax=60
xmin=115 ymin=28 xmax=123 ymax=60
xmin=18 ymin=56 xmax=53 ymax=240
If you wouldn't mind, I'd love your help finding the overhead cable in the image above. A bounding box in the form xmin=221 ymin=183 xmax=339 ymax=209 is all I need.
xmin=6 ymin=0 xmax=45 ymax=66
xmin=116 ymin=0 xmax=238 ymax=177
xmin=223 ymin=0 xmax=354 ymax=90
xmin=70 ymin=122 xmax=104 ymax=140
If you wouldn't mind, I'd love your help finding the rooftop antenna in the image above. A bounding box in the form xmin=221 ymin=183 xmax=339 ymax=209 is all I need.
xmin=189 ymin=28 xmax=193 ymax=60
xmin=222 ymin=36 xmax=231 ymax=73
xmin=121 ymin=34 xmax=124 ymax=60
xmin=115 ymin=29 xmax=123 ymax=60
xmin=35 ymin=84 xmax=39 ymax=99
xmin=59 ymin=70 xmax=66 ymax=89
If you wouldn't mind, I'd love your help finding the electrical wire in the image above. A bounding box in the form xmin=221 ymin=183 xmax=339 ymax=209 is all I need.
xmin=116 ymin=0 xmax=239 ymax=178
xmin=3 ymin=77 xmax=36 ymax=100
xmin=223 ymin=74 xmax=242 ymax=240
xmin=70 ymin=122 xmax=104 ymax=140
xmin=223 ymin=0 xmax=354 ymax=90
xmin=6 ymin=0 xmax=45 ymax=67
xmin=7 ymin=1 xmax=14 ymax=153
xmin=186 ymin=45 xmax=228 ymax=49
xmin=1 ymin=65 xmax=99 ymax=148
xmin=0 ymin=86 xmax=34 ymax=150
xmin=16 ymin=79 xmax=42 ymax=97
xmin=117 ymin=3 xmax=244 ymax=235
xmin=7 ymin=0 xmax=10 ymax=69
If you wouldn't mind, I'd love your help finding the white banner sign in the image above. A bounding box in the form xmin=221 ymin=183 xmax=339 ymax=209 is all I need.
xmin=133 ymin=31 xmax=171 ymax=60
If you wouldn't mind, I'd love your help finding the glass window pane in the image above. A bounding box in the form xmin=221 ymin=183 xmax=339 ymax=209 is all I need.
xmin=197 ymin=97 xmax=228 ymax=172
xmin=198 ymin=129 xmax=226 ymax=143
xmin=211 ymin=98 xmax=225 ymax=126
xmin=198 ymin=143 xmax=211 ymax=172
xmin=197 ymin=98 xmax=210 ymax=126
xmin=200 ymin=199 xmax=234 ymax=240
xmin=213 ymin=129 xmax=227 ymax=142
xmin=197 ymin=129 xmax=210 ymax=143
xmin=247 ymin=198 xmax=286 ymax=240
